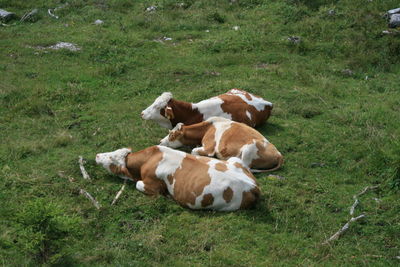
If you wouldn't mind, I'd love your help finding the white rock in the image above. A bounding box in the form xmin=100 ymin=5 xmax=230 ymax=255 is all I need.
xmin=94 ymin=19 xmax=103 ymax=25
xmin=146 ymin=6 xmax=157 ymax=12
xmin=232 ymin=26 xmax=240 ymax=31
xmin=49 ymin=42 xmax=81 ymax=51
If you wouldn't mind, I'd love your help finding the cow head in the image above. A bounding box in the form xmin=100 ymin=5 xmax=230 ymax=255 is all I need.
xmin=141 ymin=92 xmax=173 ymax=129
xmin=159 ymin=123 xmax=184 ymax=148
xmin=95 ymin=148 xmax=133 ymax=180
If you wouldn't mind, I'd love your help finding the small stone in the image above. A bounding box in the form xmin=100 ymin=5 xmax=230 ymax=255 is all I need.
xmin=205 ymin=29 xmax=210 ymax=32
xmin=287 ymin=36 xmax=301 ymax=44
xmin=0 ymin=9 xmax=16 ymax=22
xmin=387 ymin=7 xmax=400 ymax=16
xmin=342 ymin=69 xmax=354 ymax=76
xmin=146 ymin=6 xmax=157 ymax=12
xmin=48 ymin=42 xmax=81 ymax=51
xmin=163 ymin=37 xmax=172 ymax=41
xmin=94 ymin=19 xmax=103 ymax=25
xmin=328 ymin=9 xmax=335 ymax=16
xmin=232 ymin=26 xmax=240 ymax=31
xmin=389 ymin=13 xmax=400 ymax=28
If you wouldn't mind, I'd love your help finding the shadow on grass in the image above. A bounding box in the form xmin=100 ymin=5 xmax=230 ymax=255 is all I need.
xmin=257 ymin=122 xmax=285 ymax=137
xmin=189 ymin=196 xmax=274 ymax=224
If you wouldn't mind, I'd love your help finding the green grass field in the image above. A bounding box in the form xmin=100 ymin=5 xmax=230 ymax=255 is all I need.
xmin=1 ymin=0 xmax=399 ymax=265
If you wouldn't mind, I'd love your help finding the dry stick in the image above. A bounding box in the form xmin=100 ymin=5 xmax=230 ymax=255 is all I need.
xmin=80 ymin=189 xmax=101 ymax=209
xmin=322 ymin=214 xmax=365 ymax=245
xmin=78 ymin=156 xmax=91 ymax=180
xmin=322 ymin=185 xmax=379 ymax=245
xmin=111 ymin=180 xmax=127 ymax=205
xmin=58 ymin=171 xmax=101 ymax=210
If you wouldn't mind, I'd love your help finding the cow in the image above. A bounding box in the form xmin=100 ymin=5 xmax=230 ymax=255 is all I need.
xmin=140 ymin=89 xmax=273 ymax=129
xmin=95 ymin=146 xmax=260 ymax=211
xmin=159 ymin=117 xmax=283 ymax=172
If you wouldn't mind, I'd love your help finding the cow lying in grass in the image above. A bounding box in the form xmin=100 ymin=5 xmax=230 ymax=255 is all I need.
xmin=159 ymin=117 xmax=283 ymax=172
xmin=95 ymin=146 xmax=260 ymax=211
xmin=141 ymin=89 xmax=273 ymax=129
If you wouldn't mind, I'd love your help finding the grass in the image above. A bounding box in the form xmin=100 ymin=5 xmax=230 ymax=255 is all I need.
xmin=1 ymin=0 xmax=399 ymax=265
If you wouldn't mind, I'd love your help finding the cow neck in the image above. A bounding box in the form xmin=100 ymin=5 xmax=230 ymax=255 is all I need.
xmin=125 ymin=146 xmax=159 ymax=178
xmin=168 ymin=99 xmax=201 ymax=126
xmin=182 ymin=121 xmax=211 ymax=144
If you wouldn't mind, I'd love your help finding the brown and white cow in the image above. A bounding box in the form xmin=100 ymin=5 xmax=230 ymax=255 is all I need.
xmin=140 ymin=89 xmax=273 ymax=129
xmin=95 ymin=146 xmax=260 ymax=211
xmin=159 ymin=117 xmax=283 ymax=172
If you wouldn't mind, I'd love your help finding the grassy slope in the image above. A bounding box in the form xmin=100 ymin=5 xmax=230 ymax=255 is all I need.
xmin=1 ymin=0 xmax=399 ymax=265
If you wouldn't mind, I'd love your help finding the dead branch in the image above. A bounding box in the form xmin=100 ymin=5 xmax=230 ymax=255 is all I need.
xmin=322 ymin=214 xmax=365 ymax=245
xmin=78 ymin=156 xmax=91 ymax=180
xmin=322 ymin=185 xmax=379 ymax=245
xmin=80 ymin=189 xmax=101 ymax=209
xmin=58 ymin=171 xmax=101 ymax=210
xmin=111 ymin=180 xmax=127 ymax=205
xmin=350 ymin=186 xmax=379 ymax=216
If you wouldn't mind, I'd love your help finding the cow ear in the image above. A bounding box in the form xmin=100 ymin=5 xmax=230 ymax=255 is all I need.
xmin=165 ymin=106 xmax=175 ymax=120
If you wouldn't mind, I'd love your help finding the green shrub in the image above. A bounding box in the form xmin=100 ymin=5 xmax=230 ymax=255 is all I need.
xmin=13 ymin=199 xmax=82 ymax=264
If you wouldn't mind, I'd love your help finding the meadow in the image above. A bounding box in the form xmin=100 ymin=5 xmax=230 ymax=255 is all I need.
xmin=1 ymin=0 xmax=399 ymax=265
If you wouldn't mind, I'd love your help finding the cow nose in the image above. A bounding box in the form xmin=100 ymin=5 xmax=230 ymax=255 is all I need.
xmin=140 ymin=112 xmax=144 ymax=118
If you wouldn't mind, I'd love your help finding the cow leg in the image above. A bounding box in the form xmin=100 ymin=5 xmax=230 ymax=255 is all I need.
xmin=136 ymin=177 xmax=167 ymax=196
xmin=191 ymin=146 xmax=215 ymax=157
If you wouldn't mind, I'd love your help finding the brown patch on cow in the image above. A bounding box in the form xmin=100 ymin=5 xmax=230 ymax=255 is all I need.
xmin=234 ymin=162 xmax=256 ymax=181
xmin=125 ymin=146 xmax=168 ymax=194
xmin=217 ymin=123 xmax=263 ymax=159
xmin=178 ymin=121 xmax=212 ymax=146
xmin=223 ymin=187 xmax=233 ymax=203
xmin=219 ymin=90 xmax=272 ymax=127
xmin=109 ymin=164 xmax=133 ymax=179
xmin=171 ymin=155 xmax=211 ymax=206
xmin=240 ymin=187 xmax=260 ymax=209
xmin=201 ymin=125 xmax=216 ymax=155
xmin=201 ymin=193 xmax=214 ymax=207
xmin=251 ymin=141 xmax=283 ymax=171
xmin=167 ymin=99 xmax=204 ymax=127
xmin=167 ymin=174 xmax=174 ymax=185
xmin=215 ymin=162 xmax=228 ymax=172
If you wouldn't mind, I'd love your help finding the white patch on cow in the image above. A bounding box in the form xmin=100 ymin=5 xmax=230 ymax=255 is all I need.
xmin=240 ymin=141 xmax=259 ymax=168
xmin=155 ymin=146 xmax=186 ymax=195
xmin=246 ymin=110 xmax=252 ymax=121
xmin=192 ymin=97 xmax=232 ymax=121
xmin=141 ymin=92 xmax=173 ymax=129
xmin=136 ymin=181 xmax=146 ymax=192
xmin=95 ymin=148 xmax=132 ymax=179
xmin=187 ymin=157 xmax=257 ymax=211
xmin=212 ymin=120 xmax=233 ymax=157
xmin=227 ymin=89 xmax=272 ymax=111
xmin=159 ymin=123 xmax=184 ymax=148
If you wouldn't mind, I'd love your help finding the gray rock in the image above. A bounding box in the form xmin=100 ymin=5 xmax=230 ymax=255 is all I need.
xmin=342 ymin=69 xmax=354 ymax=76
xmin=94 ymin=19 xmax=103 ymax=25
xmin=328 ymin=9 xmax=336 ymax=16
xmin=0 ymin=9 xmax=16 ymax=22
xmin=287 ymin=36 xmax=301 ymax=44
xmin=20 ymin=9 xmax=39 ymax=22
xmin=48 ymin=42 xmax=81 ymax=51
xmin=389 ymin=14 xmax=400 ymax=28
xmin=387 ymin=7 xmax=400 ymax=16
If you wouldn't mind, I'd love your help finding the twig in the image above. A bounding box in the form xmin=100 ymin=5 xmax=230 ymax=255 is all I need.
xmin=322 ymin=185 xmax=379 ymax=245
xmin=78 ymin=156 xmax=91 ymax=180
xmin=111 ymin=180 xmax=127 ymax=205
xmin=48 ymin=9 xmax=58 ymax=19
xmin=322 ymin=214 xmax=365 ymax=245
xmin=80 ymin=189 xmax=101 ymax=209
xmin=58 ymin=171 xmax=101 ymax=210
xmin=350 ymin=186 xmax=379 ymax=215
